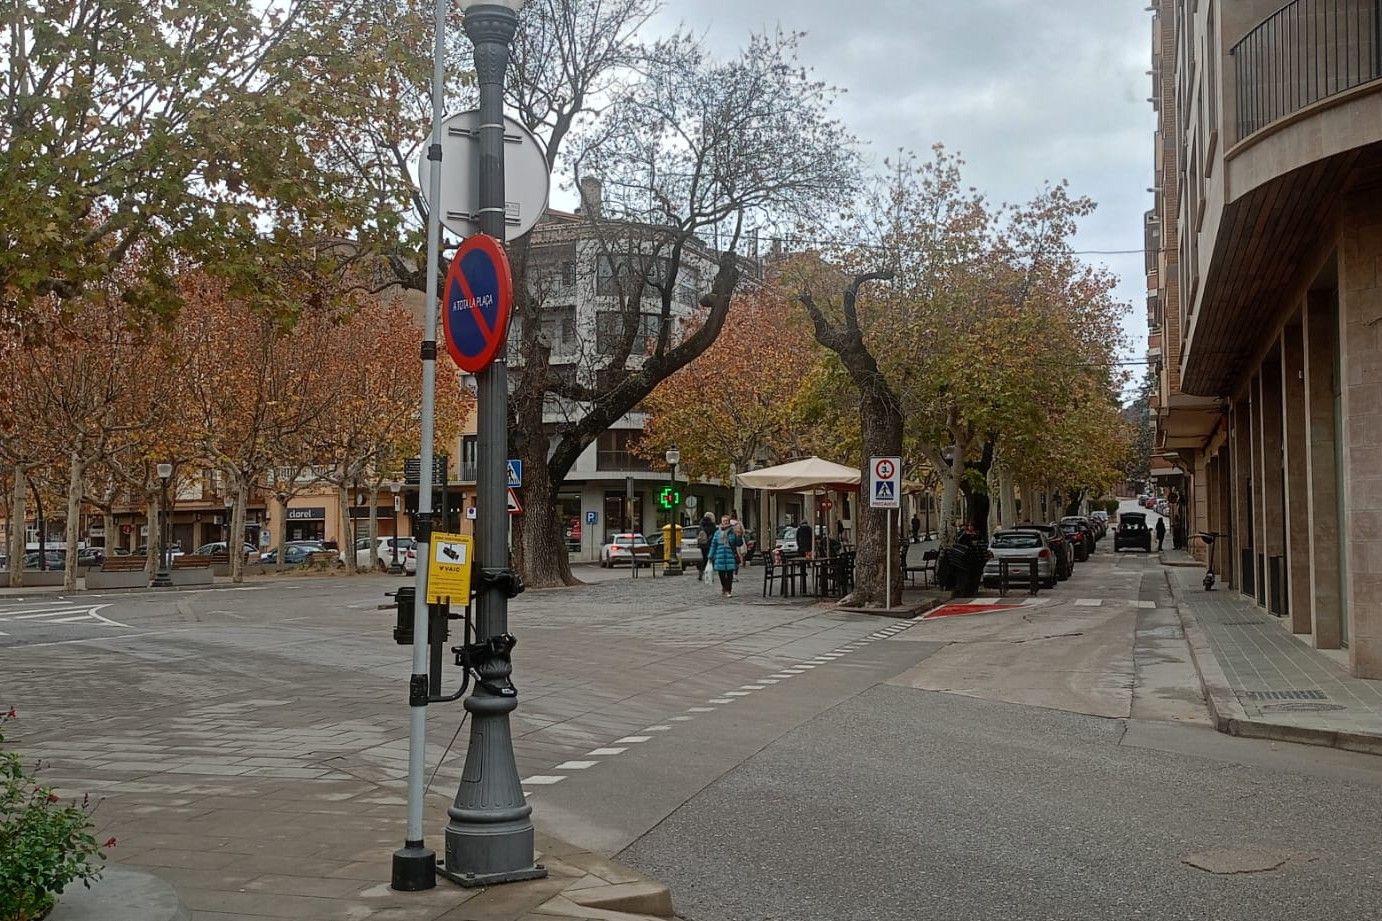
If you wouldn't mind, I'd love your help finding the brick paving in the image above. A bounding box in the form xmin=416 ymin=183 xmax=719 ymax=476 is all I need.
xmin=0 ymin=572 xmax=895 ymax=919
xmin=1169 ymin=565 xmax=1382 ymax=736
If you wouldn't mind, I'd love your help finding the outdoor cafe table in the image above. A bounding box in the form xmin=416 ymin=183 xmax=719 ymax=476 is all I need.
xmin=769 ymin=554 xmax=853 ymax=598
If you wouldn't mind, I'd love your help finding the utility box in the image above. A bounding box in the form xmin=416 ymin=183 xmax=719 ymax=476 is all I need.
xmin=392 ymin=586 xmax=450 ymax=646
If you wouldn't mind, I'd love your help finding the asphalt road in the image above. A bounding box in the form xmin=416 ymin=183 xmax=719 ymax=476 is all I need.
xmin=620 ymin=684 xmax=1382 ymax=921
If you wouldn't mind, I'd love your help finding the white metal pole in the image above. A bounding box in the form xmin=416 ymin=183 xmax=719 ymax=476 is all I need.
xmin=392 ymin=0 xmax=447 ymax=892
xmin=885 ymin=509 xmax=892 ymax=610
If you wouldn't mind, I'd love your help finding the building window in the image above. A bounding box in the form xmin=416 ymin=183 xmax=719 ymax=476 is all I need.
xmin=595 ymin=254 xmax=670 ymax=298
xmin=596 ymin=429 xmax=652 ymax=471
xmin=538 ymin=305 xmax=577 ymax=356
xmin=595 ymin=310 xmax=662 ymax=355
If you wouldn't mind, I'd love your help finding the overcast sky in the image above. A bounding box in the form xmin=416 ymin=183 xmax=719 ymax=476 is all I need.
xmin=650 ymin=0 xmax=1156 ymax=392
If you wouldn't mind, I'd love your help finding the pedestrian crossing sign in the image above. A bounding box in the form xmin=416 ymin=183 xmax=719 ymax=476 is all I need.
xmin=869 ymin=455 xmax=902 ymax=509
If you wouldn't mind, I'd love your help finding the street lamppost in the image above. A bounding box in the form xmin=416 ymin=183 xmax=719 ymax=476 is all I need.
xmin=439 ymin=0 xmax=544 ymax=890
xmin=153 ymin=463 xmax=173 ymax=587
xmin=389 ymin=482 xmax=403 ymax=574
xmin=665 ymin=445 xmax=681 ymax=571
xmin=223 ymin=495 xmax=234 ymax=548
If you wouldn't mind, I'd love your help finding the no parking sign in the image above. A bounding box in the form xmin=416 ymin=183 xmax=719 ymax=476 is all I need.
xmin=443 ymin=234 xmax=513 ymax=374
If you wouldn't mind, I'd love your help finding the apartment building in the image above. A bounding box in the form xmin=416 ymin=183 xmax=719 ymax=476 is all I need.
xmin=1149 ymin=0 xmax=1382 ymax=677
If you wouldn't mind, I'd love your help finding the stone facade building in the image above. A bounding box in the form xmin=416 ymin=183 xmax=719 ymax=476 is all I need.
xmin=1149 ymin=0 xmax=1382 ymax=677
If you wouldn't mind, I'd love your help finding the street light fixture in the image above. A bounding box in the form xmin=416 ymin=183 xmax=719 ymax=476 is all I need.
xmin=389 ymin=482 xmax=403 ymax=574
xmin=153 ymin=463 xmax=173 ymax=587
xmin=665 ymin=445 xmax=681 ymax=571
xmin=437 ymin=0 xmax=544 ymax=891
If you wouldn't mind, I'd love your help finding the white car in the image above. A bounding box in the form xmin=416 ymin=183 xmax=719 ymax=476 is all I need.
xmin=600 ymin=533 xmax=649 ymax=567
xmin=342 ymin=536 xmax=416 ymax=571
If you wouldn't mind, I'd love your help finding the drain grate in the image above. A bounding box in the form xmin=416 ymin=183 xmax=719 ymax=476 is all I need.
xmin=1244 ymin=689 xmax=1328 ymax=701
xmin=1220 ymin=620 xmax=1267 ymax=627
xmin=1260 ymin=702 xmax=1347 ymax=713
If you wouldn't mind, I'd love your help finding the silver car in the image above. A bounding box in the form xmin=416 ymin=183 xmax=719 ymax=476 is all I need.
xmin=983 ymin=529 xmax=1057 ymax=589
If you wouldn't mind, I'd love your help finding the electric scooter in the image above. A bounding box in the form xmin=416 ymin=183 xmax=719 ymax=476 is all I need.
xmin=1196 ymin=531 xmax=1221 ymax=590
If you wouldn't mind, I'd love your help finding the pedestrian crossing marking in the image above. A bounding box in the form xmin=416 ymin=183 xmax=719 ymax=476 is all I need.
xmin=1074 ymin=599 xmax=1103 ymax=607
xmin=0 ymin=602 xmax=129 ymax=628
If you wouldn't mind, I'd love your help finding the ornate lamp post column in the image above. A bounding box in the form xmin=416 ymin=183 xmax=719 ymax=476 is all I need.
xmin=152 ymin=463 xmax=173 ymax=587
xmin=442 ymin=0 xmax=544 ymax=888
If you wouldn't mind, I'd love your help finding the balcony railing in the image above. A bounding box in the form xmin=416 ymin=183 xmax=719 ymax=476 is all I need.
xmin=1233 ymin=0 xmax=1382 ymax=141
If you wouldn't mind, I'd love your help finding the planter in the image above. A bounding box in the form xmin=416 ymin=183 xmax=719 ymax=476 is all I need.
xmin=0 ymin=569 xmax=66 ymax=587
xmin=82 ymin=570 xmax=148 ymax=590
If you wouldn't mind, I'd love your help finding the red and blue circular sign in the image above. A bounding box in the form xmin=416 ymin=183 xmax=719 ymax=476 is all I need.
xmin=443 ymin=234 xmax=513 ymax=374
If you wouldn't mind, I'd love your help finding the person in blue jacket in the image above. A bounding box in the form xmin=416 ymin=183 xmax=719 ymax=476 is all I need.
xmin=709 ymin=514 xmax=743 ymax=597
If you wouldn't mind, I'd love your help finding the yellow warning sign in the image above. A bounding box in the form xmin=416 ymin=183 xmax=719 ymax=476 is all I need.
xmin=427 ymin=532 xmax=474 ymax=605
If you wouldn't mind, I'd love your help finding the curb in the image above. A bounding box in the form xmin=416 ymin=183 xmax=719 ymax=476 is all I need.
xmin=535 ymin=836 xmax=677 ymax=920
xmin=1167 ymin=573 xmax=1382 ymax=757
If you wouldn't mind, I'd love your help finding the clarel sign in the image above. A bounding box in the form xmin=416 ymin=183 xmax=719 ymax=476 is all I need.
xmin=443 ymin=234 xmax=514 ymax=374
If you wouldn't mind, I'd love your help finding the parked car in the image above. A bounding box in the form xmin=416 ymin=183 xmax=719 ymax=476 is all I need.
xmin=774 ymin=526 xmax=799 ymax=555
xmin=1011 ymin=523 xmax=1073 ymax=580
xmin=600 ymin=533 xmax=650 ymax=567
xmin=1155 ymin=500 xmax=1170 ymax=517
xmin=260 ymin=540 xmax=328 ymax=566
xmin=1059 ymin=516 xmax=1097 ymax=554
xmin=76 ymin=547 xmax=105 ymax=567
xmin=1057 ymin=521 xmax=1091 ymax=562
xmin=340 ymin=536 xmax=415 ymax=571
xmin=983 ymin=529 xmax=1058 ymax=589
xmin=193 ymin=541 xmax=259 ymax=558
xmin=1114 ymin=511 xmax=1153 ymax=552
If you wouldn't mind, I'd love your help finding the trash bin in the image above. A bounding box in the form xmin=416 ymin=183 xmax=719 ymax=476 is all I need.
xmin=660 ymin=523 xmax=683 ymax=563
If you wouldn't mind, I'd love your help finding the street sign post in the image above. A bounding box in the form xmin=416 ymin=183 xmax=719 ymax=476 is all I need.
xmin=870 ymin=456 xmax=902 ymax=610
xmin=506 ymin=459 xmax=522 ymax=488
xmin=506 ymin=488 xmax=522 ymax=515
xmin=418 ymin=111 xmax=551 ymax=242
xmin=584 ymin=510 xmax=598 ymax=525
xmin=443 ymin=235 xmax=514 ymax=375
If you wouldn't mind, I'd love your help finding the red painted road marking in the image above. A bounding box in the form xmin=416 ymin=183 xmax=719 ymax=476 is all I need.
xmin=922 ymin=603 xmax=1021 ymax=620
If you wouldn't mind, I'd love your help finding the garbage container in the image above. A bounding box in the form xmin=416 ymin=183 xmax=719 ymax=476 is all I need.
xmin=661 ymin=523 xmax=683 ymax=563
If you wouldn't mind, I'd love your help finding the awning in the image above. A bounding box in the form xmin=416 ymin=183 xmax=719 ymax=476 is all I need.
xmin=733 ymin=457 xmax=860 ymax=492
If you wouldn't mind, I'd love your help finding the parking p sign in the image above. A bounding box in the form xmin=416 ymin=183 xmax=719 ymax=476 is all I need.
xmin=869 ymin=456 xmax=901 ymax=509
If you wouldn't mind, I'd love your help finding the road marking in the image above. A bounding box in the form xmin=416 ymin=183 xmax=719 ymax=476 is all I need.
xmin=1136 ymin=600 xmax=1156 ymax=609
xmin=669 ymin=716 xmax=693 ymax=722
xmin=555 ymin=760 xmax=598 ymax=770
xmin=796 ymin=664 xmax=817 ymax=669
xmin=521 ymin=775 xmax=566 ymax=785
xmin=643 ymin=725 xmax=672 ymax=732
xmin=1074 ymin=599 xmax=1103 ymax=607
xmin=614 ymin=735 xmax=652 ymax=744
xmin=587 ymin=747 xmax=627 ymax=756
xmin=738 ymin=685 xmax=763 ymax=690
xmin=707 ymin=698 xmax=735 ymax=704
xmin=724 ymin=691 xmax=752 ymax=697
xmin=754 ymin=679 xmax=780 ymax=685
xmin=687 ymin=707 xmax=715 ymax=713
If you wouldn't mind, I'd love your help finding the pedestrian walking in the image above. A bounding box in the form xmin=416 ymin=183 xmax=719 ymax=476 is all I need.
xmin=1155 ymin=516 xmax=1167 ymax=552
xmin=795 ymin=519 xmax=813 ymax=559
xmin=911 ymin=515 xmax=921 ymax=543
xmin=697 ymin=513 xmax=715 ymax=580
xmin=710 ymin=514 xmax=743 ymax=596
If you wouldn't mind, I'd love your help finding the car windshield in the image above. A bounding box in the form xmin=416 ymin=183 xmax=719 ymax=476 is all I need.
xmin=992 ymin=533 xmax=1041 ymax=549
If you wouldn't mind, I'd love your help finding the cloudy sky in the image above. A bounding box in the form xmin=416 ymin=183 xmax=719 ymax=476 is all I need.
xmin=650 ymin=0 xmax=1155 ymax=390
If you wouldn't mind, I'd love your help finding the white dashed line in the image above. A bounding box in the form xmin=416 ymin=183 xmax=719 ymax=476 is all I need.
xmin=614 ymin=735 xmax=652 ymax=743
xmin=708 ymin=698 xmax=735 ymax=704
xmin=1074 ymin=599 xmax=1103 ymax=607
xmin=1136 ymin=600 xmax=1156 ymax=609
xmin=739 ymin=685 xmax=763 ymax=690
xmin=755 ymin=679 xmax=780 ymax=685
xmin=555 ymin=760 xmax=599 ymax=770
xmin=669 ymin=716 xmax=693 ymax=722
xmin=522 ymin=775 xmax=566 ymax=785
xmin=688 ymin=707 xmax=716 ymax=713
xmin=587 ymin=747 xmax=627 ymax=756
xmin=644 ymin=725 xmax=672 ymax=732
xmin=724 ymin=691 xmax=752 ymax=697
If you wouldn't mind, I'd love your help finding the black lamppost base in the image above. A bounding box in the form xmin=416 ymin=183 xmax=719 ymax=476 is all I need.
xmin=151 ymin=571 xmax=172 ymax=588
xmin=391 ymin=844 xmax=437 ymax=891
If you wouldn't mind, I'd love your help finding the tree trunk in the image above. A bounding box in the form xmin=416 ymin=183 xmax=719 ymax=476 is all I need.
xmin=367 ymin=490 xmax=380 ymax=572
xmin=731 ymin=463 xmax=743 ymax=522
xmin=145 ymin=494 xmax=160 ymax=580
xmin=229 ymin=487 xmax=247 ymax=583
xmin=997 ymin=468 xmax=1016 ymax=531
xmin=338 ymin=487 xmax=356 ymax=574
xmin=275 ymin=494 xmax=289 ymax=574
xmin=848 ymin=386 xmax=904 ymax=608
xmin=63 ymin=454 xmax=84 ymax=593
xmin=513 ymin=377 xmax=576 ymax=588
xmin=938 ymin=448 xmax=962 ymax=547
xmin=8 ymin=466 xmax=26 ymax=587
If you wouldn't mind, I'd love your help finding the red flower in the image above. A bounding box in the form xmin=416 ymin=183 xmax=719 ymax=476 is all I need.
xmin=46 ymin=792 xmax=61 ymax=803
xmin=4 ymin=707 xmax=14 ymax=718
xmin=102 ymin=837 xmax=118 ymax=849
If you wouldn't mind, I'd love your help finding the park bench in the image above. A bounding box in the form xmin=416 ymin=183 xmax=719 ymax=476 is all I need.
xmin=629 ymin=545 xmax=658 ymax=578
xmin=99 ymin=555 xmax=147 ymax=573
xmin=173 ymin=554 xmax=213 ymax=570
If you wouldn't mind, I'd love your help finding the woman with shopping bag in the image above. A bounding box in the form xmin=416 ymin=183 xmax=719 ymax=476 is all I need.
xmin=709 ymin=514 xmax=744 ymax=597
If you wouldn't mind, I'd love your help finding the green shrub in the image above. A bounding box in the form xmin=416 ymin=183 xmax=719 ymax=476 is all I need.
xmin=0 ymin=709 xmax=112 ymax=921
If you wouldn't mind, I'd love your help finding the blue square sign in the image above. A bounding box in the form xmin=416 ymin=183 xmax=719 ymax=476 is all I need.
xmin=506 ymin=459 xmax=522 ymax=488
xmin=585 ymin=510 xmax=598 ymax=525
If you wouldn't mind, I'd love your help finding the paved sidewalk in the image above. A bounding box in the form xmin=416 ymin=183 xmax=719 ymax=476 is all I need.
xmin=1166 ymin=564 xmax=1382 ymax=754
